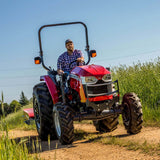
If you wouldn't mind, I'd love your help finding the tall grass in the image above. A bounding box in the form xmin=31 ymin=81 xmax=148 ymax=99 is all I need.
xmin=112 ymin=57 xmax=160 ymax=125
xmin=2 ymin=104 xmax=36 ymax=130
xmin=0 ymin=118 xmax=39 ymax=160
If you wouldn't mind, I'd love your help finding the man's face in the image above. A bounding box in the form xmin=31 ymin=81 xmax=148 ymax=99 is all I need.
xmin=66 ymin=42 xmax=74 ymax=52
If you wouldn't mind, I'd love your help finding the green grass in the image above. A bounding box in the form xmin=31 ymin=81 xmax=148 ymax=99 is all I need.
xmin=0 ymin=117 xmax=40 ymax=160
xmin=98 ymin=137 xmax=160 ymax=155
xmin=1 ymin=104 xmax=36 ymax=131
xmin=112 ymin=57 xmax=160 ymax=125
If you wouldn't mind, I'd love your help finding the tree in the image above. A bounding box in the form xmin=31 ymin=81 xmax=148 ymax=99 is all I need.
xmin=19 ymin=91 xmax=29 ymax=106
xmin=3 ymin=103 xmax=10 ymax=115
xmin=10 ymin=100 xmax=21 ymax=112
xmin=29 ymin=97 xmax=33 ymax=104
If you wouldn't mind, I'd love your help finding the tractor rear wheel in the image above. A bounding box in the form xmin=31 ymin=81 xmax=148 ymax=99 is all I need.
xmin=33 ymin=82 xmax=57 ymax=140
xmin=93 ymin=115 xmax=119 ymax=133
xmin=53 ymin=103 xmax=74 ymax=145
xmin=122 ymin=92 xmax=143 ymax=134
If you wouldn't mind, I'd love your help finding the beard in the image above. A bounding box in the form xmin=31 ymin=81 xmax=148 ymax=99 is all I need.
xmin=68 ymin=47 xmax=74 ymax=53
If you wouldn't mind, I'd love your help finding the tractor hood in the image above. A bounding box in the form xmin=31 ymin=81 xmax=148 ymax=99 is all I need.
xmin=71 ymin=64 xmax=110 ymax=78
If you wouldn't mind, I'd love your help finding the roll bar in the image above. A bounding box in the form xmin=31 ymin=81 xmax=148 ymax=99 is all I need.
xmin=38 ymin=21 xmax=90 ymax=71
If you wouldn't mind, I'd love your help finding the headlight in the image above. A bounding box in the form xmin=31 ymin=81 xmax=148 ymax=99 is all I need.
xmin=102 ymin=74 xmax=112 ymax=82
xmin=81 ymin=76 xmax=98 ymax=84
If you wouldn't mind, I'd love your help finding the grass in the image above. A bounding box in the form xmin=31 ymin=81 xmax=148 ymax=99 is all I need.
xmin=0 ymin=118 xmax=40 ymax=160
xmin=112 ymin=57 xmax=160 ymax=125
xmin=0 ymin=104 xmax=38 ymax=159
xmin=98 ymin=137 xmax=160 ymax=155
xmin=1 ymin=104 xmax=36 ymax=131
xmin=142 ymin=106 xmax=160 ymax=127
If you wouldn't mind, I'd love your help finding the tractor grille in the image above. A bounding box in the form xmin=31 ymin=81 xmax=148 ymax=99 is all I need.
xmin=83 ymin=80 xmax=112 ymax=97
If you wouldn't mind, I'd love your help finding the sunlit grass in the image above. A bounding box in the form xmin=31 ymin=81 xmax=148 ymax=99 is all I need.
xmin=0 ymin=118 xmax=40 ymax=160
xmin=0 ymin=104 xmax=36 ymax=131
xmin=112 ymin=57 xmax=160 ymax=125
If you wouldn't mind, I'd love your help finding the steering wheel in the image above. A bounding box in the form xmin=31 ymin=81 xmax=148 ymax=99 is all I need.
xmin=69 ymin=59 xmax=85 ymax=69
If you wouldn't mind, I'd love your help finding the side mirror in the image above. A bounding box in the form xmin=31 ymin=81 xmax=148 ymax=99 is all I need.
xmin=34 ymin=57 xmax=41 ymax=64
xmin=90 ymin=50 xmax=97 ymax=58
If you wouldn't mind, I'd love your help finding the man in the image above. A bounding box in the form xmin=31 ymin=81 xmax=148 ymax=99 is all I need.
xmin=57 ymin=39 xmax=84 ymax=75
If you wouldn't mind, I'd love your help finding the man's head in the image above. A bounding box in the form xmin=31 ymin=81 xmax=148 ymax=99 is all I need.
xmin=65 ymin=39 xmax=74 ymax=53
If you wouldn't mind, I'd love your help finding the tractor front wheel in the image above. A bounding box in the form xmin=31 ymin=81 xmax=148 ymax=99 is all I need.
xmin=122 ymin=92 xmax=143 ymax=134
xmin=53 ymin=103 xmax=74 ymax=145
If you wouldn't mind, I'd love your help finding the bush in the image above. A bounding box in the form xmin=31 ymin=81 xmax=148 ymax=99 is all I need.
xmin=0 ymin=103 xmax=10 ymax=116
xmin=10 ymin=100 xmax=22 ymax=112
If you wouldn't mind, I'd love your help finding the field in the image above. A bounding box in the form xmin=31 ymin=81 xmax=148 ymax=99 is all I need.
xmin=1 ymin=58 xmax=160 ymax=159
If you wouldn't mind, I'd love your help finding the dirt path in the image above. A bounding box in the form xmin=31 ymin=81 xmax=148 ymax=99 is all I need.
xmin=5 ymin=124 xmax=160 ymax=160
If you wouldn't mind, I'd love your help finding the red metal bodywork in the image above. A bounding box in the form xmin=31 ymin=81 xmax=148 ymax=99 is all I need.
xmin=70 ymin=64 xmax=113 ymax=102
xmin=89 ymin=95 xmax=113 ymax=102
xmin=40 ymin=75 xmax=59 ymax=104
xmin=71 ymin=64 xmax=110 ymax=78
xmin=24 ymin=108 xmax=34 ymax=118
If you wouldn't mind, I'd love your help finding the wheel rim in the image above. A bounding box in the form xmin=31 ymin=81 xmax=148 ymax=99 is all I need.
xmin=33 ymin=98 xmax=40 ymax=131
xmin=54 ymin=111 xmax=61 ymax=137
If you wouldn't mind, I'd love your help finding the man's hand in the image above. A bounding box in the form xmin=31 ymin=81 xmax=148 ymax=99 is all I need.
xmin=57 ymin=69 xmax=64 ymax=75
xmin=77 ymin=57 xmax=84 ymax=62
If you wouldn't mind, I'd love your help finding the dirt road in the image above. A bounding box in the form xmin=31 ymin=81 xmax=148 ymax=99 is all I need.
xmin=7 ymin=124 xmax=160 ymax=160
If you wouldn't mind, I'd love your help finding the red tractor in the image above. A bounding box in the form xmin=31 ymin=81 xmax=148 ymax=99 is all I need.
xmin=24 ymin=22 xmax=143 ymax=145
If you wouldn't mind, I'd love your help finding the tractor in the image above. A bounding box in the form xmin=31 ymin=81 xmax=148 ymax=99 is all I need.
xmin=24 ymin=22 xmax=143 ymax=145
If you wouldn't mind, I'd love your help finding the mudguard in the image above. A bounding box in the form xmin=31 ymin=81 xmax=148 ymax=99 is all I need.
xmin=40 ymin=75 xmax=59 ymax=104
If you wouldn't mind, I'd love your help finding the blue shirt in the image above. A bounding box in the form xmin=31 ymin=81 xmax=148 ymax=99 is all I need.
xmin=57 ymin=49 xmax=84 ymax=72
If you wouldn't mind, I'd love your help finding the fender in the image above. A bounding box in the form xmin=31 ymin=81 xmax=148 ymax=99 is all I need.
xmin=40 ymin=75 xmax=59 ymax=104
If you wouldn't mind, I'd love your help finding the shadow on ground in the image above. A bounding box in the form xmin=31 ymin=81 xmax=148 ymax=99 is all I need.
xmin=11 ymin=130 xmax=131 ymax=154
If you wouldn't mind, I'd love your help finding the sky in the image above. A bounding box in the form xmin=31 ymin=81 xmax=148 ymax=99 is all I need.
xmin=1 ymin=0 xmax=160 ymax=103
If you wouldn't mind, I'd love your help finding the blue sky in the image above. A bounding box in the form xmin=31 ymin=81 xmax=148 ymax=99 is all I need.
xmin=1 ymin=0 xmax=160 ymax=103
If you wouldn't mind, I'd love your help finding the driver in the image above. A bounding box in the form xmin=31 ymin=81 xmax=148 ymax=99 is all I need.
xmin=57 ymin=39 xmax=84 ymax=75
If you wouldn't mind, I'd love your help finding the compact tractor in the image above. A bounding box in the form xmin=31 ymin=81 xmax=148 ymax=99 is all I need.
xmin=24 ymin=22 xmax=143 ymax=145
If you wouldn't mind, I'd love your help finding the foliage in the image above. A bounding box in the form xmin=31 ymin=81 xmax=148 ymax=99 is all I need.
xmin=0 ymin=100 xmax=22 ymax=117
xmin=19 ymin=91 xmax=29 ymax=106
xmin=0 ymin=103 xmax=10 ymax=116
xmin=29 ymin=97 xmax=33 ymax=104
xmin=10 ymin=100 xmax=22 ymax=112
xmin=0 ymin=118 xmax=39 ymax=160
xmin=1 ymin=104 xmax=36 ymax=130
xmin=111 ymin=57 xmax=160 ymax=123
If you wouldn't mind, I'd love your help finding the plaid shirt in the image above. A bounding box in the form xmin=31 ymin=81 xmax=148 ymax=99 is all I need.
xmin=57 ymin=49 xmax=84 ymax=72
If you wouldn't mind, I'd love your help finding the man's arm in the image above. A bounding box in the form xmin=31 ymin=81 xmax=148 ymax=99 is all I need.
xmin=77 ymin=57 xmax=84 ymax=62
xmin=77 ymin=50 xmax=84 ymax=62
xmin=57 ymin=56 xmax=64 ymax=75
